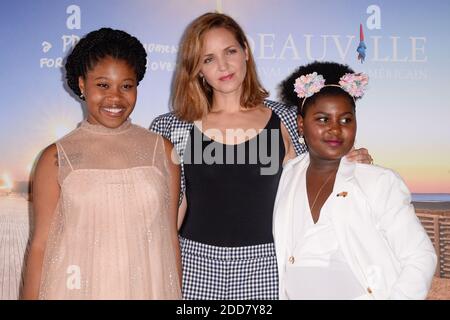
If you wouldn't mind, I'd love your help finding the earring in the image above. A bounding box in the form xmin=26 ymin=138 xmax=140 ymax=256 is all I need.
xmin=79 ymin=92 xmax=85 ymax=100
xmin=202 ymin=77 xmax=207 ymax=87
xmin=299 ymin=134 xmax=305 ymax=144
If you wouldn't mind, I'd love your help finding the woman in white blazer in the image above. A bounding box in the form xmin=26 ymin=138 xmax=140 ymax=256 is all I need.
xmin=273 ymin=61 xmax=437 ymax=300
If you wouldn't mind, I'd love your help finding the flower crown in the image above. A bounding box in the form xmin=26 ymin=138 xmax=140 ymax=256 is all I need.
xmin=294 ymin=71 xmax=369 ymax=109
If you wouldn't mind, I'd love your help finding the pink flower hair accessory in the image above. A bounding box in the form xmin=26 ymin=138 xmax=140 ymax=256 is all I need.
xmin=338 ymin=73 xmax=369 ymax=98
xmin=294 ymin=71 xmax=369 ymax=110
xmin=293 ymin=72 xmax=325 ymax=99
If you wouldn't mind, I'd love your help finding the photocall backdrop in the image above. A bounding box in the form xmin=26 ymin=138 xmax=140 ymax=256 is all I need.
xmin=1 ymin=0 xmax=449 ymax=197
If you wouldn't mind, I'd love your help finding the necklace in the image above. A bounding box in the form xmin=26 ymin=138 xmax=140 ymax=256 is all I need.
xmin=288 ymin=168 xmax=336 ymax=265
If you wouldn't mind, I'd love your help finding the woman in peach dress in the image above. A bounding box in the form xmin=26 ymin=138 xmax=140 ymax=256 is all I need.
xmin=22 ymin=28 xmax=181 ymax=299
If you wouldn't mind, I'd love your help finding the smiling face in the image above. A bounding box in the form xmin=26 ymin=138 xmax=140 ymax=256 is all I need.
xmin=199 ymin=27 xmax=249 ymax=98
xmin=298 ymin=94 xmax=357 ymax=161
xmin=78 ymin=56 xmax=137 ymax=128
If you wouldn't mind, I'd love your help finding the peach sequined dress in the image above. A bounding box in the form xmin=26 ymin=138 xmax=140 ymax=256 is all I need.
xmin=38 ymin=119 xmax=181 ymax=299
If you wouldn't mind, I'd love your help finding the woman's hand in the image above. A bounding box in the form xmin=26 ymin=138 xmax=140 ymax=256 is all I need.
xmin=345 ymin=147 xmax=373 ymax=164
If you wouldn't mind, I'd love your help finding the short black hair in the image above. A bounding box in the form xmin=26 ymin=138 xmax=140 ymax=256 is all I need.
xmin=279 ymin=61 xmax=359 ymax=116
xmin=65 ymin=27 xmax=147 ymax=99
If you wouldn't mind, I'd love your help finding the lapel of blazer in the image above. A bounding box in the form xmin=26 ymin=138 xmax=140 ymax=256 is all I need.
xmin=327 ymin=158 xmax=378 ymax=294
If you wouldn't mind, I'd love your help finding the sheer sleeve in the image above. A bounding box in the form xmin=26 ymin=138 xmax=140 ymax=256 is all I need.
xmin=153 ymin=134 xmax=182 ymax=285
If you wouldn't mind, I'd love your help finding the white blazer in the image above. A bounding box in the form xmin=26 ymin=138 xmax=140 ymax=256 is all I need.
xmin=273 ymin=153 xmax=437 ymax=300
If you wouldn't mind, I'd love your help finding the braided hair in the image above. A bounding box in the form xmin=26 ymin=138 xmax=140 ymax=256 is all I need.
xmin=65 ymin=27 xmax=147 ymax=99
xmin=279 ymin=61 xmax=358 ymax=116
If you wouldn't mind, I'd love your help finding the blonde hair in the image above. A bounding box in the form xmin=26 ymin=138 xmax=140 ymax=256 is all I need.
xmin=171 ymin=12 xmax=268 ymax=122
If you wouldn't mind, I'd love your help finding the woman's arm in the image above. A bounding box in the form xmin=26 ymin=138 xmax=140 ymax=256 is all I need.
xmin=163 ymin=137 xmax=183 ymax=287
xmin=280 ymin=123 xmax=296 ymax=164
xmin=21 ymin=144 xmax=60 ymax=299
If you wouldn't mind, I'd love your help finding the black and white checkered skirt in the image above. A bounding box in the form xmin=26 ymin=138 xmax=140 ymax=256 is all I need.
xmin=180 ymin=237 xmax=279 ymax=300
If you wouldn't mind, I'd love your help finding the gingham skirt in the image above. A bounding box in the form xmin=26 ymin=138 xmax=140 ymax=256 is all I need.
xmin=180 ymin=236 xmax=279 ymax=300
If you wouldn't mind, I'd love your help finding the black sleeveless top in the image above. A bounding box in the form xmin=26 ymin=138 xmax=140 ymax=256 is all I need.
xmin=180 ymin=112 xmax=286 ymax=247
